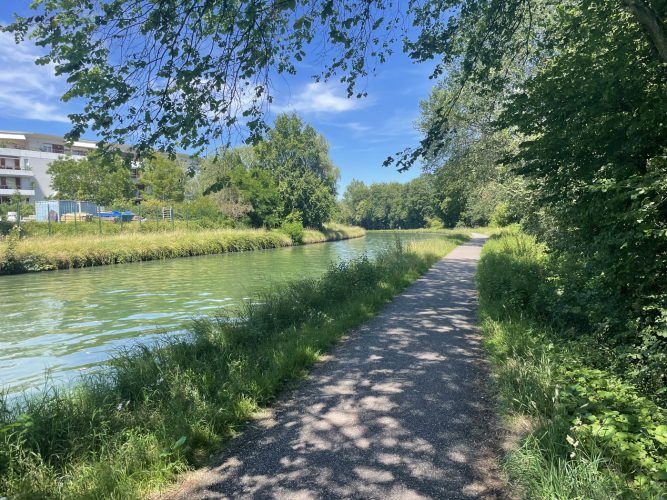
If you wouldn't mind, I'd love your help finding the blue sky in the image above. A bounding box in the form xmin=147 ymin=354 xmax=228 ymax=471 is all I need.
xmin=0 ymin=3 xmax=436 ymax=193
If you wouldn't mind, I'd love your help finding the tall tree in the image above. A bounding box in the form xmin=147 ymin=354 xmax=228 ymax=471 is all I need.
xmin=254 ymin=114 xmax=338 ymax=228
xmin=141 ymin=156 xmax=186 ymax=202
xmin=417 ymin=73 xmax=523 ymax=227
xmin=47 ymin=153 xmax=134 ymax=205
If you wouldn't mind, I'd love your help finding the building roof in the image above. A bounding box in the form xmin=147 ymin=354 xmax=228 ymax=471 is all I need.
xmin=0 ymin=130 xmax=98 ymax=146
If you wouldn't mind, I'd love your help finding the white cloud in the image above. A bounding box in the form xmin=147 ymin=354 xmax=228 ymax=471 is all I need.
xmin=0 ymin=30 xmax=71 ymax=123
xmin=273 ymin=82 xmax=363 ymax=114
xmin=327 ymin=111 xmax=420 ymax=145
xmin=343 ymin=121 xmax=372 ymax=133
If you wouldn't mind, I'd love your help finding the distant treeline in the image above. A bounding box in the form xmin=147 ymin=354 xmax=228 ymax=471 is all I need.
xmin=338 ymin=172 xmax=520 ymax=230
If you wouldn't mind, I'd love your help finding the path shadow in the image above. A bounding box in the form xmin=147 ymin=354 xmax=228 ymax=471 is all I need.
xmin=167 ymin=237 xmax=505 ymax=499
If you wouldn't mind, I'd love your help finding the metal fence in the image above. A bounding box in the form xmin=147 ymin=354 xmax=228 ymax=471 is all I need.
xmin=1 ymin=202 xmax=227 ymax=237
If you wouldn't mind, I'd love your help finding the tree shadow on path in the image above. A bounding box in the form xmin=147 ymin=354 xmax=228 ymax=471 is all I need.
xmin=167 ymin=236 xmax=506 ymax=500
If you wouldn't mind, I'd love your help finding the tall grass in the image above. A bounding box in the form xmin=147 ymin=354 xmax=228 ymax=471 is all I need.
xmin=302 ymin=223 xmax=366 ymax=243
xmin=3 ymin=219 xmax=235 ymax=238
xmin=0 ymin=232 xmax=467 ymax=498
xmin=0 ymin=224 xmax=365 ymax=275
xmin=477 ymin=230 xmax=667 ymax=498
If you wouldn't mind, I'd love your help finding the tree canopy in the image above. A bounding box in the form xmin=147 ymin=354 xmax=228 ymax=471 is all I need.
xmin=254 ymin=114 xmax=338 ymax=228
xmin=197 ymin=114 xmax=338 ymax=228
xmin=5 ymin=1 xmax=664 ymax=157
xmin=141 ymin=156 xmax=186 ymax=202
xmin=47 ymin=154 xmax=135 ymax=205
xmin=339 ymin=176 xmax=440 ymax=230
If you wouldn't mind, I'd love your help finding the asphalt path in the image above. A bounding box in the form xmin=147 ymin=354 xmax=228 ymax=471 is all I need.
xmin=166 ymin=234 xmax=505 ymax=499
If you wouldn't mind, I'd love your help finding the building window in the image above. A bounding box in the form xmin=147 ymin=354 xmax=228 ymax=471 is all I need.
xmin=0 ymin=157 xmax=20 ymax=170
xmin=40 ymin=143 xmax=65 ymax=154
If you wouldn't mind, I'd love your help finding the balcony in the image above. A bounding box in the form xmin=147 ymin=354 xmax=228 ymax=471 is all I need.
xmin=0 ymin=168 xmax=34 ymax=177
xmin=0 ymin=188 xmax=35 ymax=197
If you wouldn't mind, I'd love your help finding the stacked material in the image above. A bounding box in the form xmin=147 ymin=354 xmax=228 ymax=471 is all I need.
xmin=61 ymin=213 xmax=92 ymax=223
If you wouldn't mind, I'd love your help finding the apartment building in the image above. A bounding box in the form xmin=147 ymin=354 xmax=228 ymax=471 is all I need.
xmin=0 ymin=131 xmax=198 ymax=205
xmin=0 ymin=131 xmax=95 ymax=203
xmin=0 ymin=131 xmax=142 ymax=204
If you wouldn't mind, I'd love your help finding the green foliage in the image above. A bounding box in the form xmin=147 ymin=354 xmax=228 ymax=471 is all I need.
xmin=47 ymin=153 xmax=135 ymax=205
xmin=141 ymin=155 xmax=186 ymax=202
xmin=477 ymin=232 xmax=549 ymax=316
xmin=280 ymin=211 xmax=305 ymax=244
xmin=0 ymin=226 xmax=22 ymax=273
xmin=0 ymin=234 xmax=465 ymax=497
xmin=198 ymin=116 xmax=337 ymax=229
xmin=338 ymin=175 xmax=440 ymax=229
xmin=4 ymin=1 xmax=408 ymax=154
xmin=425 ymin=216 xmax=444 ymax=229
xmin=489 ymin=203 xmax=511 ymax=227
xmin=200 ymin=150 xmax=271 ymax=225
xmin=478 ymin=231 xmax=667 ymax=498
xmin=254 ymin=114 xmax=338 ymax=229
xmin=416 ymin=73 xmax=527 ymax=228
xmin=496 ymin=1 xmax=667 ymax=400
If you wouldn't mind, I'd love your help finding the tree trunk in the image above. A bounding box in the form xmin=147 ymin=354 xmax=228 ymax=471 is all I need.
xmin=621 ymin=0 xmax=667 ymax=64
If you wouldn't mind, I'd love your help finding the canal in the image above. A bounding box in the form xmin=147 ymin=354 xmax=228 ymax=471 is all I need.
xmin=0 ymin=231 xmax=442 ymax=393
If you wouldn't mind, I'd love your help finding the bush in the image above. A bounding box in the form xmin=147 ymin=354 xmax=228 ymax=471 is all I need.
xmin=477 ymin=230 xmax=667 ymax=497
xmin=476 ymin=230 xmax=550 ymax=317
xmin=425 ymin=216 xmax=444 ymax=229
xmin=490 ymin=203 xmax=511 ymax=227
xmin=280 ymin=211 xmax=305 ymax=244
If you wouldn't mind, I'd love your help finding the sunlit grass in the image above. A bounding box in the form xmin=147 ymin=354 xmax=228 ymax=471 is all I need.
xmin=0 ymin=233 xmax=466 ymax=498
xmin=302 ymin=223 xmax=366 ymax=243
xmin=0 ymin=224 xmax=365 ymax=274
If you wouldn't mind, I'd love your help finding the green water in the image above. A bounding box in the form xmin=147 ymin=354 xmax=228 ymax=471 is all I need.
xmin=0 ymin=232 xmax=443 ymax=393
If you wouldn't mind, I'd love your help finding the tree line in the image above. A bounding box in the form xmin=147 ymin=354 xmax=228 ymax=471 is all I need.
xmin=48 ymin=114 xmax=338 ymax=229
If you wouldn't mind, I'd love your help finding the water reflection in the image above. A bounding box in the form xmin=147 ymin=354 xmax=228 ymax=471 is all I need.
xmin=0 ymin=232 xmax=443 ymax=392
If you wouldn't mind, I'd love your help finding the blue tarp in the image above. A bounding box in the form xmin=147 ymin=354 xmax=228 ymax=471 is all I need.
xmin=98 ymin=211 xmax=134 ymax=222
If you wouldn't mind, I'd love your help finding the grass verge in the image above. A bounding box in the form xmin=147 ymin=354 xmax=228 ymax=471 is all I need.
xmin=302 ymin=223 xmax=366 ymax=243
xmin=477 ymin=230 xmax=667 ymax=498
xmin=0 ymin=224 xmax=365 ymax=275
xmin=0 ymin=232 xmax=468 ymax=498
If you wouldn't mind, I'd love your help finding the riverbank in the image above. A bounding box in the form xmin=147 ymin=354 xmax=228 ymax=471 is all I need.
xmin=0 ymin=232 xmax=468 ymax=498
xmin=476 ymin=231 xmax=667 ymax=498
xmin=166 ymin=234 xmax=503 ymax=499
xmin=0 ymin=224 xmax=365 ymax=275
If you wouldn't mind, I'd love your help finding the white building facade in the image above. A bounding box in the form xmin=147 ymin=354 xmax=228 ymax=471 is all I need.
xmin=0 ymin=131 xmax=102 ymax=204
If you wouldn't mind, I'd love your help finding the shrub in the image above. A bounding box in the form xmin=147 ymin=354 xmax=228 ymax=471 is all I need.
xmin=477 ymin=230 xmax=667 ymax=497
xmin=280 ymin=211 xmax=305 ymax=244
xmin=490 ymin=203 xmax=511 ymax=227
